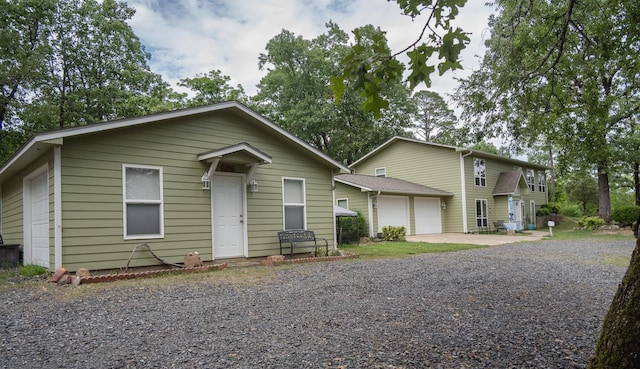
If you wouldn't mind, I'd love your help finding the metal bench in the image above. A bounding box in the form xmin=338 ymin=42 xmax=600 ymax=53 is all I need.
xmin=277 ymin=230 xmax=329 ymax=257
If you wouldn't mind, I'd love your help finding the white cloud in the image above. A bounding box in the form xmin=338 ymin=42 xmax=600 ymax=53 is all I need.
xmin=127 ymin=0 xmax=494 ymax=97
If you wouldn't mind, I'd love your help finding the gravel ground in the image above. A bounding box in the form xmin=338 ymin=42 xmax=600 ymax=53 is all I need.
xmin=0 ymin=239 xmax=634 ymax=369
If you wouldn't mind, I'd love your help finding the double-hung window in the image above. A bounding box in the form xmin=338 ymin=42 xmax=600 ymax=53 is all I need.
xmin=474 ymin=158 xmax=486 ymax=187
xmin=123 ymin=165 xmax=163 ymax=239
xmin=538 ymin=172 xmax=546 ymax=192
xmin=283 ymin=178 xmax=306 ymax=230
xmin=526 ymin=169 xmax=535 ymax=192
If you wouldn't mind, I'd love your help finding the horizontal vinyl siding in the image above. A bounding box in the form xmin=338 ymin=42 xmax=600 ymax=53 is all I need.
xmin=353 ymin=141 xmax=463 ymax=232
xmin=59 ymin=111 xmax=335 ymax=270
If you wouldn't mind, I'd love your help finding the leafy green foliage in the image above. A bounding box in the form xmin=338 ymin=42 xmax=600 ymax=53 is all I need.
xmin=381 ymin=226 xmax=407 ymax=241
xmin=19 ymin=264 xmax=48 ymax=277
xmin=611 ymin=206 xmax=640 ymax=228
xmin=253 ymin=23 xmax=415 ymax=164
xmin=178 ymin=70 xmax=246 ymax=106
xmin=456 ymin=0 xmax=640 ymax=223
xmin=332 ymin=0 xmax=469 ymax=117
xmin=337 ymin=212 xmax=367 ymax=243
xmin=578 ymin=216 xmax=606 ymax=230
xmin=412 ymin=90 xmax=466 ymax=145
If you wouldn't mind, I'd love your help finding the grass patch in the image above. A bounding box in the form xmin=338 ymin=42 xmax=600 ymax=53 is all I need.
xmin=598 ymin=255 xmax=632 ymax=267
xmin=340 ymin=241 xmax=488 ymax=259
xmin=549 ymin=217 xmax=635 ymax=241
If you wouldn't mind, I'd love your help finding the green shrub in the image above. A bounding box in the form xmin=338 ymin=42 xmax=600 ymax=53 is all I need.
xmin=338 ymin=211 xmax=367 ymax=243
xmin=560 ymin=204 xmax=583 ymax=217
xmin=577 ymin=216 xmax=606 ymax=230
xmin=536 ymin=207 xmax=551 ymax=217
xmin=381 ymin=226 xmax=406 ymax=241
xmin=539 ymin=202 xmax=560 ymax=214
xmin=611 ymin=205 xmax=640 ymax=228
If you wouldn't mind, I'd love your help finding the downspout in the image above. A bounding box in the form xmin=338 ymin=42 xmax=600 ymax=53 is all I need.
xmin=369 ymin=191 xmax=381 ymax=237
xmin=459 ymin=150 xmax=473 ymax=233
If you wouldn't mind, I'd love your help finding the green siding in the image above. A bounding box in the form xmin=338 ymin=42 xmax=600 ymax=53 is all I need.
xmin=352 ymin=141 xmax=463 ymax=232
xmin=352 ymin=140 xmax=548 ymax=233
xmin=335 ymin=182 xmax=371 ymax=237
xmin=2 ymin=110 xmax=338 ymax=272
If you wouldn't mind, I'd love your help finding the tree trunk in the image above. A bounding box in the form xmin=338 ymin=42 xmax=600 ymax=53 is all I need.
xmin=589 ymin=237 xmax=640 ymax=368
xmin=598 ymin=167 xmax=611 ymax=224
xmin=634 ymin=161 xmax=640 ymax=206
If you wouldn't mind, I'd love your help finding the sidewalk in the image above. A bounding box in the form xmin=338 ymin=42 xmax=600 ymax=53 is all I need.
xmin=406 ymin=230 xmax=550 ymax=246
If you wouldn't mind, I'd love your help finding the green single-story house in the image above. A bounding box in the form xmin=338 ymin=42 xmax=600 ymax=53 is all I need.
xmin=0 ymin=102 xmax=349 ymax=272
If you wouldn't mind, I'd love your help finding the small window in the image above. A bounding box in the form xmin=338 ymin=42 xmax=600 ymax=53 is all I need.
xmin=526 ymin=169 xmax=535 ymax=192
xmin=538 ymin=172 xmax=546 ymax=192
xmin=123 ymin=165 xmax=163 ymax=239
xmin=474 ymin=158 xmax=486 ymax=187
xmin=375 ymin=167 xmax=386 ymax=177
xmin=283 ymin=178 xmax=306 ymax=230
xmin=476 ymin=199 xmax=488 ymax=227
xmin=337 ymin=198 xmax=348 ymax=209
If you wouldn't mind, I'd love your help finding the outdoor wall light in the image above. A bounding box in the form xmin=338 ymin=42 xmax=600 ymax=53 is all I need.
xmin=441 ymin=201 xmax=447 ymax=210
xmin=201 ymin=172 xmax=211 ymax=190
xmin=248 ymin=179 xmax=258 ymax=192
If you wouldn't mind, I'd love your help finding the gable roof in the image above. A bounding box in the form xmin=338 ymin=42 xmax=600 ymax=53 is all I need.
xmin=492 ymin=170 xmax=529 ymax=195
xmin=350 ymin=136 xmax=551 ymax=171
xmin=0 ymin=101 xmax=349 ymax=182
xmin=335 ymin=173 xmax=453 ymax=196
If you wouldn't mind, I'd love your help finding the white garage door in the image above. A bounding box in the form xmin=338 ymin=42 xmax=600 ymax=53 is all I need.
xmin=414 ymin=197 xmax=442 ymax=234
xmin=377 ymin=196 xmax=409 ymax=233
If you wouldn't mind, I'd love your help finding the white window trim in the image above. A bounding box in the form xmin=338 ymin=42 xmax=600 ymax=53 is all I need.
xmin=526 ymin=169 xmax=536 ymax=192
xmin=474 ymin=158 xmax=486 ymax=187
xmin=337 ymin=198 xmax=349 ymax=209
xmin=375 ymin=167 xmax=386 ymax=177
xmin=122 ymin=164 xmax=164 ymax=240
xmin=282 ymin=177 xmax=307 ymax=230
xmin=538 ymin=172 xmax=547 ymax=192
xmin=475 ymin=198 xmax=488 ymax=228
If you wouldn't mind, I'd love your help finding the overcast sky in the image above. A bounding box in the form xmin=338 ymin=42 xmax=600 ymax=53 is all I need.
xmin=126 ymin=0 xmax=495 ymax=100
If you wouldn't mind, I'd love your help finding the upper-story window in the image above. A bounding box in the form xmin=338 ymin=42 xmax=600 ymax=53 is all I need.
xmin=474 ymin=158 xmax=486 ymax=187
xmin=123 ymin=164 xmax=164 ymax=239
xmin=538 ymin=171 xmax=546 ymax=192
xmin=375 ymin=167 xmax=386 ymax=177
xmin=526 ymin=169 xmax=536 ymax=192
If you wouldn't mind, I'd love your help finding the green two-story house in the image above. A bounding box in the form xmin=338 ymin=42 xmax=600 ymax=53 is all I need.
xmin=336 ymin=137 xmax=550 ymax=235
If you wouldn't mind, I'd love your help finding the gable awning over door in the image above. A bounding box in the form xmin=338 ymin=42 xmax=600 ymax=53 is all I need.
xmin=198 ymin=142 xmax=272 ymax=181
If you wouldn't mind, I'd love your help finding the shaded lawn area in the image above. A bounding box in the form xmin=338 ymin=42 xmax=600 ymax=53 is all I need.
xmin=340 ymin=241 xmax=488 ymax=259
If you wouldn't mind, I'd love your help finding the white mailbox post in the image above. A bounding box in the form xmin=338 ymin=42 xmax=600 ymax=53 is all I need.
xmin=548 ymin=220 xmax=555 ymax=237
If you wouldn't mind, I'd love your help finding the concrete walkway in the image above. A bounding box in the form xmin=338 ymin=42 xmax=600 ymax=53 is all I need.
xmin=406 ymin=230 xmax=550 ymax=245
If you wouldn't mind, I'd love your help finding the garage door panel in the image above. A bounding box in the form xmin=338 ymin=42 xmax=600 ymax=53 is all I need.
xmin=377 ymin=196 xmax=409 ymax=233
xmin=415 ymin=197 xmax=441 ymax=234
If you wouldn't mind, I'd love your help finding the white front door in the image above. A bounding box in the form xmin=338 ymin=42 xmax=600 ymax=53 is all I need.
xmin=414 ymin=197 xmax=442 ymax=234
xmin=513 ymin=199 xmax=524 ymax=230
xmin=212 ymin=174 xmax=245 ymax=258
xmin=30 ymin=171 xmax=50 ymax=268
xmin=377 ymin=195 xmax=409 ymax=234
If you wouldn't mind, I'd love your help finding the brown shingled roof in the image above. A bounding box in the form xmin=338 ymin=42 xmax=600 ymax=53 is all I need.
xmin=492 ymin=170 xmax=528 ymax=195
xmin=335 ymin=174 xmax=453 ymax=196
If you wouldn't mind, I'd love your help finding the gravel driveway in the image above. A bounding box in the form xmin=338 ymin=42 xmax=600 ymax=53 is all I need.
xmin=0 ymin=239 xmax=634 ymax=369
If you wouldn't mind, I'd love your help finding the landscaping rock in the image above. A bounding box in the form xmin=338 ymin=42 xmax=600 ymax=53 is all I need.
xmin=183 ymin=252 xmax=203 ymax=268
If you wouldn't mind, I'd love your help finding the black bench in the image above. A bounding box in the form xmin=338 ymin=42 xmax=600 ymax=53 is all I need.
xmin=277 ymin=230 xmax=329 ymax=257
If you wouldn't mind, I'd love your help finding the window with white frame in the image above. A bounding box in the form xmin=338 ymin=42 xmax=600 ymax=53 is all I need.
xmin=375 ymin=167 xmax=386 ymax=177
xmin=526 ymin=169 xmax=535 ymax=192
xmin=283 ymin=178 xmax=306 ymax=230
xmin=476 ymin=199 xmax=488 ymax=227
xmin=337 ymin=198 xmax=348 ymax=209
xmin=123 ymin=165 xmax=163 ymax=239
xmin=474 ymin=158 xmax=486 ymax=187
xmin=538 ymin=172 xmax=546 ymax=192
